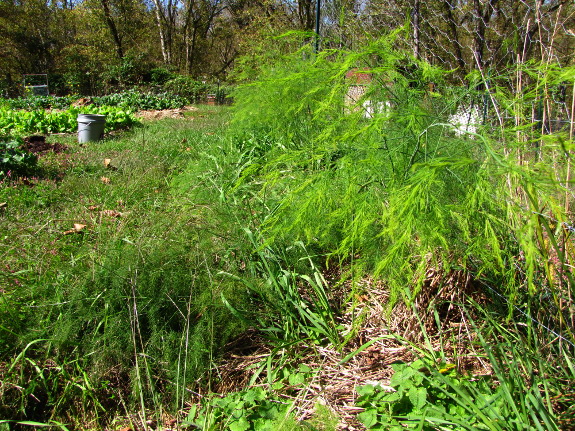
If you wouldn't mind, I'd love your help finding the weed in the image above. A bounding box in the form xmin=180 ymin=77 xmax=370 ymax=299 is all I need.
xmin=220 ymin=231 xmax=340 ymax=347
xmin=0 ymin=138 xmax=37 ymax=177
xmin=355 ymin=311 xmax=564 ymax=430
xmin=183 ymin=364 xmax=335 ymax=431
xmin=184 ymin=387 xmax=293 ymax=430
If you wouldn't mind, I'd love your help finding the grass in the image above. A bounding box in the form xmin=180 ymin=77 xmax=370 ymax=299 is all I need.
xmin=0 ymin=106 xmax=254 ymax=427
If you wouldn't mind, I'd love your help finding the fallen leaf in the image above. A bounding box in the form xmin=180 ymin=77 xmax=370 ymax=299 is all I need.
xmin=101 ymin=176 xmax=110 ymax=184
xmin=0 ymin=202 xmax=7 ymax=209
xmin=74 ymin=223 xmax=86 ymax=232
xmin=87 ymin=205 xmax=99 ymax=211
xmin=104 ymin=158 xmax=118 ymax=171
xmin=100 ymin=209 xmax=123 ymax=218
xmin=63 ymin=223 xmax=86 ymax=235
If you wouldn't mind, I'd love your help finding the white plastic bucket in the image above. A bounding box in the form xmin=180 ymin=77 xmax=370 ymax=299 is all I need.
xmin=77 ymin=114 xmax=106 ymax=143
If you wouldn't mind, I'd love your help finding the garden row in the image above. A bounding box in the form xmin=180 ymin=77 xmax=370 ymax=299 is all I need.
xmin=0 ymin=105 xmax=139 ymax=177
xmin=0 ymin=106 xmax=138 ymax=137
xmin=8 ymin=76 xmax=232 ymax=110
xmin=0 ymin=87 xmax=211 ymax=173
xmin=0 ymin=103 xmax=140 ymax=177
xmin=0 ymin=83 xmax=235 ymax=176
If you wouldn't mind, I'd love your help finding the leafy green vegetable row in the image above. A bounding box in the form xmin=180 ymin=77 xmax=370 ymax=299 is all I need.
xmin=0 ymin=106 xmax=139 ymax=137
xmin=93 ymin=89 xmax=189 ymax=110
xmin=1 ymin=89 xmax=190 ymax=111
xmin=0 ymin=95 xmax=77 ymax=110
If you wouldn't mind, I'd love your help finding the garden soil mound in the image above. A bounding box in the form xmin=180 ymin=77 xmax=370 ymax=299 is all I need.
xmin=135 ymin=106 xmax=198 ymax=120
xmin=23 ymin=136 xmax=68 ymax=154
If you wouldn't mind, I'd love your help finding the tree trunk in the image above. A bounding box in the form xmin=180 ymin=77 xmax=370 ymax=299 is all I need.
xmin=100 ymin=0 xmax=124 ymax=59
xmin=298 ymin=0 xmax=314 ymax=31
xmin=472 ymin=0 xmax=500 ymax=71
xmin=151 ymin=0 xmax=170 ymax=64
xmin=442 ymin=0 xmax=465 ymax=72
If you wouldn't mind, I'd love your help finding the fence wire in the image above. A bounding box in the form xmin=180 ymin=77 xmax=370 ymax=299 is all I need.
xmin=319 ymin=1 xmax=575 ymax=133
xmin=350 ymin=0 xmax=575 ymax=82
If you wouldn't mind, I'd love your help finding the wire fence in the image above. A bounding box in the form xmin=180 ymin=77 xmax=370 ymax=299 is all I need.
xmin=324 ymin=1 xmax=575 ymax=134
xmin=356 ymin=0 xmax=575 ymax=82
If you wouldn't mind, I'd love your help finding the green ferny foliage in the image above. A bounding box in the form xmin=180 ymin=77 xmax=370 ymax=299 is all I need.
xmin=227 ymin=30 xmax=575 ymax=322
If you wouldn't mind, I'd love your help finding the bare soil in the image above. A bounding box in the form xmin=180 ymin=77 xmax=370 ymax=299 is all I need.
xmin=23 ymin=135 xmax=68 ymax=155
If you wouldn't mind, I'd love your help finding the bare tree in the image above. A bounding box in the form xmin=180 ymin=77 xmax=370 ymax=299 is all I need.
xmin=151 ymin=0 xmax=178 ymax=64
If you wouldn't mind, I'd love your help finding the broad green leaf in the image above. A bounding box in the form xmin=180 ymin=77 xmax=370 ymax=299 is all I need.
xmin=357 ymin=408 xmax=378 ymax=428
xmin=229 ymin=417 xmax=250 ymax=431
xmin=408 ymin=386 xmax=427 ymax=411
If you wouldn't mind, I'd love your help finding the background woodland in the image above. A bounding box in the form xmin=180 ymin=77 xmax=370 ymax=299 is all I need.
xmin=2 ymin=1 xmax=575 ymax=96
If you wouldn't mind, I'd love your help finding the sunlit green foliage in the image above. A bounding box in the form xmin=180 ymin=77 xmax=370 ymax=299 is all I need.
xmin=0 ymin=105 xmax=138 ymax=136
xmin=2 ymin=27 xmax=575 ymax=429
xmin=227 ymin=32 xmax=575 ymax=322
xmin=0 ymin=138 xmax=37 ymax=176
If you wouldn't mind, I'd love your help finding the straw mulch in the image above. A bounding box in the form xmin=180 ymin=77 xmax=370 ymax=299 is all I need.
xmin=202 ymin=266 xmax=490 ymax=430
xmin=135 ymin=106 xmax=198 ymax=120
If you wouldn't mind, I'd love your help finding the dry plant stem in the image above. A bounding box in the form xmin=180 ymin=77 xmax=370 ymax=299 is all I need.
xmin=522 ymin=17 xmax=538 ymax=146
xmin=543 ymin=5 xmax=562 ymax=167
xmin=473 ymin=51 xmax=504 ymax=138
xmin=474 ymin=51 xmax=515 ymax=201
xmin=130 ymin=271 xmax=149 ymax=431
xmin=568 ymin=84 xmax=575 ymax=332
xmin=536 ymin=0 xmax=543 ymax=60
xmin=566 ymin=80 xmax=575 ymax=216
xmin=515 ymin=54 xmax=525 ymax=165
